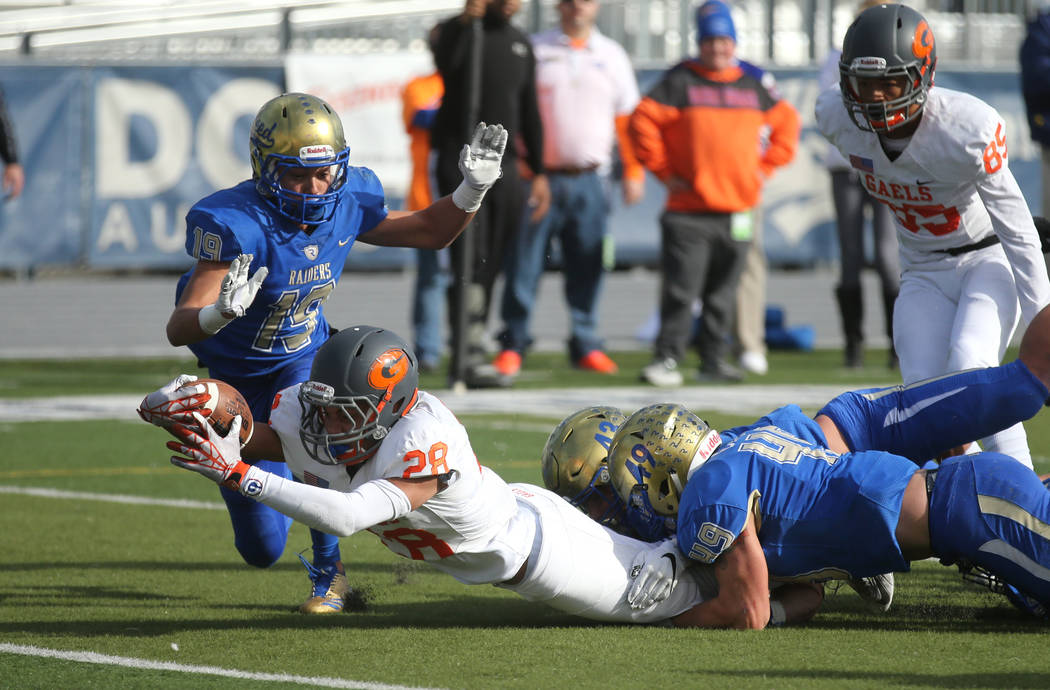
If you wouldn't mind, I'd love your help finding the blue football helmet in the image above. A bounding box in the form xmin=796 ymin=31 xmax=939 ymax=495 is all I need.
xmin=541 ymin=406 xmax=628 ymax=529
xmin=250 ymin=92 xmax=351 ymax=225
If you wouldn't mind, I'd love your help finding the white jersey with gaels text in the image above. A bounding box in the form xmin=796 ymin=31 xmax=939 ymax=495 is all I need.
xmin=268 ymin=387 xmax=525 ymax=585
xmin=816 ymin=86 xmax=1049 ymax=324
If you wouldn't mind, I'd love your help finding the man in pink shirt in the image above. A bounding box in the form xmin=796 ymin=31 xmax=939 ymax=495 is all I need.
xmin=493 ymin=0 xmax=644 ymax=379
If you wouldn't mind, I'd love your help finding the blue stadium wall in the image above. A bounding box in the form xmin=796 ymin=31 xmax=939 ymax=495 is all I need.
xmin=0 ymin=64 xmax=1038 ymax=272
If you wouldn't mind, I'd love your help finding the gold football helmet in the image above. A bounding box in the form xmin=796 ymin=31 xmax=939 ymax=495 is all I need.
xmin=608 ymin=403 xmax=721 ymax=540
xmin=249 ymin=92 xmax=350 ymax=225
xmin=541 ymin=406 xmax=627 ymax=527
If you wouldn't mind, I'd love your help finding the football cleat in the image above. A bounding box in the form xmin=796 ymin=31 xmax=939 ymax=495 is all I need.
xmin=640 ymin=358 xmax=683 ymax=387
xmin=958 ymin=560 xmax=1049 ymax=620
xmin=297 ymin=552 xmax=349 ymax=614
xmin=847 ymin=573 xmax=894 ymax=612
xmin=575 ymin=350 xmax=619 ymax=375
xmin=492 ymin=350 xmax=522 ymax=377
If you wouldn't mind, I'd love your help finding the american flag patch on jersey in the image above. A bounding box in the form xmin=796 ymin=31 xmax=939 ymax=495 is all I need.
xmin=849 ymin=154 xmax=874 ymax=173
xmin=302 ymin=471 xmax=329 ymax=488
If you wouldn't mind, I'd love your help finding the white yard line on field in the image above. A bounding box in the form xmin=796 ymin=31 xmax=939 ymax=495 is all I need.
xmin=0 ymin=643 xmax=440 ymax=690
xmin=0 ymin=384 xmax=859 ymax=423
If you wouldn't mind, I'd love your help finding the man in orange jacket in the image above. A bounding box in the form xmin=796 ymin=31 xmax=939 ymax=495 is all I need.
xmin=629 ymin=0 xmax=799 ymax=386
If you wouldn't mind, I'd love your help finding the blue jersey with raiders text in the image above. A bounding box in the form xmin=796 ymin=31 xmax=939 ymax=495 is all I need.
xmin=676 ymin=405 xmax=919 ymax=581
xmin=176 ymin=169 xmax=387 ymax=380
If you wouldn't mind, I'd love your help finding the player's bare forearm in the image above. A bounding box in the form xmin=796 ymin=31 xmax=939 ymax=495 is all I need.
xmin=672 ymin=528 xmax=771 ymax=629
xmin=1019 ymin=302 xmax=1050 ymax=391
xmin=360 ymin=199 xmax=474 ymax=250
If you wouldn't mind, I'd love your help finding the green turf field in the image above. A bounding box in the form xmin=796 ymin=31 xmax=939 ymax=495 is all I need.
xmin=1 ymin=350 xmax=1048 ymax=688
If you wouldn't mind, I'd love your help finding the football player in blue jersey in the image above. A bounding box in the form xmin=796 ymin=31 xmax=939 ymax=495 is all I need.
xmin=610 ymin=303 xmax=1050 ymax=628
xmin=142 ymin=92 xmax=506 ymax=614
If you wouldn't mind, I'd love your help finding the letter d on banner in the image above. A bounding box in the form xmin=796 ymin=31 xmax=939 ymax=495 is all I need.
xmin=95 ymin=78 xmax=191 ymax=198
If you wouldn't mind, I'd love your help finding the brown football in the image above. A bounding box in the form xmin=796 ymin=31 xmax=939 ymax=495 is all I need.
xmin=198 ymin=378 xmax=254 ymax=447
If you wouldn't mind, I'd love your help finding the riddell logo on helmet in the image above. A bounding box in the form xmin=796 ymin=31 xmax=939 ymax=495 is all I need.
xmin=368 ymin=348 xmax=410 ymax=389
xmin=851 ymin=57 xmax=887 ymax=74
xmin=299 ymin=145 xmax=334 ymax=161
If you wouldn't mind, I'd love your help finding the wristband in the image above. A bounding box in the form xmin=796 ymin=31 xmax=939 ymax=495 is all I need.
xmin=237 ymin=464 xmax=268 ymax=499
xmin=452 ymin=180 xmax=487 ymax=213
xmin=198 ymin=304 xmax=234 ymax=335
xmin=768 ymin=600 xmax=786 ymax=627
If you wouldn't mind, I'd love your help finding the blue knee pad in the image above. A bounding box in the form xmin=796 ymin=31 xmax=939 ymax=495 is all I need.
xmin=819 ymin=361 xmax=1047 ymax=463
xmin=929 ymin=454 xmax=1050 ymax=604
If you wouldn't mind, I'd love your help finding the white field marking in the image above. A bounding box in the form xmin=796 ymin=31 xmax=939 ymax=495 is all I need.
xmin=0 ymin=485 xmax=226 ymax=510
xmin=0 ymin=384 xmax=859 ymax=423
xmin=0 ymin=644 xmax=438 ymax=690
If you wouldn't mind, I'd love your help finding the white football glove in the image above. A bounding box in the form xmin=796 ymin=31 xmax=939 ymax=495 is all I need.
xmin=452 ymin=122 xmax=508 ymax=212
xmin=198 ymin=253 xmax=269 ymax=335
xmin=627 ymin=537 xmax=681 ymax=610
xmin=137 ymin=374 xmax=206 ymax=428
xmin=168 ymin=411 xmax=253 ymax=492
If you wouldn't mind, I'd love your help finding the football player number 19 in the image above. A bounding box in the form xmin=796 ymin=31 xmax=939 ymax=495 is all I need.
xmin=191 ymin=227 xmax=335 ymax=354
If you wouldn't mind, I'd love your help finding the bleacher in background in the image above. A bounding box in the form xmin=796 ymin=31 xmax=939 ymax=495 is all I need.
xmin=0 ymin=0 xmax=1033 ymax=68
xmin=0 ymin=0 xmax=1038 ymax=275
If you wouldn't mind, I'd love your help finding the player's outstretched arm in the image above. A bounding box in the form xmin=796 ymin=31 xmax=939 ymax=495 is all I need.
xmin=358 ymin=123 xmax=507 ymax=250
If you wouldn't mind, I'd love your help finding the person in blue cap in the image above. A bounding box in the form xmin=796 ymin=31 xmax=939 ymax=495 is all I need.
xmin=630 ymin=1 xmax=800 ymax=387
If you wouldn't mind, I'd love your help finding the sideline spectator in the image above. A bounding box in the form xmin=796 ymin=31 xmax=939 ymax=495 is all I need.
xmin=402 ymin=25 xmax=448 ymax=372
xmin=1021 ymin=5 xmax=1050 ymax=218
xmin=630 ymin=0 xmax=799 ymax=386
xmin=432 ymin=0 xmax=550 ymax=388
xmin=0 ymin=86 xmax=24 ymax=201
xmin=492 ymin=0 xmax=643 ymax=380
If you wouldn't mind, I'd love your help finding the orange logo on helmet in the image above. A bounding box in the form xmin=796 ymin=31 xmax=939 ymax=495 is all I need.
xmin=912 ymin=20 xmax=933 ymax=61
xmin=368 ymin=348 xmax=410 ymax=390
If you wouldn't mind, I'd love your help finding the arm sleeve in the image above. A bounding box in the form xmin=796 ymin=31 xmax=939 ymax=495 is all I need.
xmin=978 ymin=162 xmax=1050 ymax=325
xmin=760 ymin=98 xmax=800 ymax=178
xmin=239 ymin=467 xmax=412 ymax=537
xmin=0 ymin=90 xmax=17 ymax=164
xmin=628 ymin=95 xmax=678 ymax=181
xmin=519 ymin=44 xmax=545 ymax=176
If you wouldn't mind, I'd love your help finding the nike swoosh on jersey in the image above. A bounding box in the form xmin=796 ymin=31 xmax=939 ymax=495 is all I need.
xmin=915 ymin=179 xmax=934 ymax=186
xmin=338 ymin=236 xmax=351 ymax=246
xmin=882 ymin=387 xmax=965 ymax=428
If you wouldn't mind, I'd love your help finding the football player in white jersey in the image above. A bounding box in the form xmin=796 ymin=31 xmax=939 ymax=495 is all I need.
xmin=142 ymin=326 xmax=823 ymax=627
xmin=816 ymin=3 xmax=1050 ymax=468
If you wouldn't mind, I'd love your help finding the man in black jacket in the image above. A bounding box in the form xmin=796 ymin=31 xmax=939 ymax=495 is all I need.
xmin=432 ymin=0 xmax=549 ymax=387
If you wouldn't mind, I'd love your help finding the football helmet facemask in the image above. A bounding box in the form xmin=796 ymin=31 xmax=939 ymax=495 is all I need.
xmin=299 ymin=326 xmax=419 ymax=466
xmin=839 ymin=4 xmax=936 ymax=133
xmin=608 ymin=403 xmax=722 ymax=541
xmin=541 ymin=406 xmax=628 ymax=529
xmin=250 ymin=92 xmax=351 ymax=225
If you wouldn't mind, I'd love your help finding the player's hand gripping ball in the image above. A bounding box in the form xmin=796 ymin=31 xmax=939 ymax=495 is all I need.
xmin=196 ymin=378 xmax=254 ymax=447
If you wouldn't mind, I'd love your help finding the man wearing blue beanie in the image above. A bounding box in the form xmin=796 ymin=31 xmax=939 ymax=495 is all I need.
xmin=697 ymin=0 xmax=737 ymax=42
xmin=630 ymin=1 xmax=800 ymax=386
